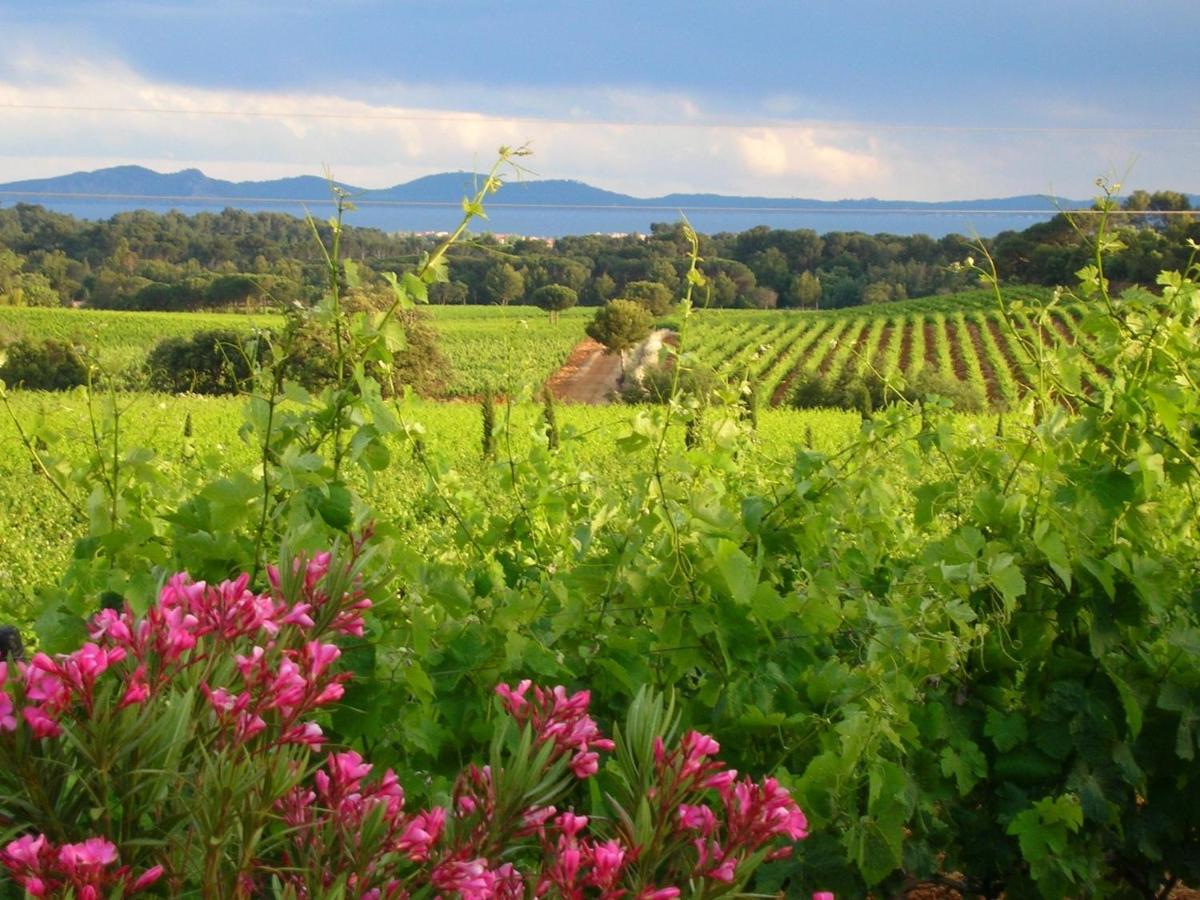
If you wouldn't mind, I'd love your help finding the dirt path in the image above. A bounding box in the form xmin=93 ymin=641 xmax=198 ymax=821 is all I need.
xmin=545 ymin=329 xmax=671 ymax=404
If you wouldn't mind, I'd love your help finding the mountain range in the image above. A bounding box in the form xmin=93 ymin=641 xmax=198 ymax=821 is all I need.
xmin=2 ymin=166 xmax=1192 ymax=239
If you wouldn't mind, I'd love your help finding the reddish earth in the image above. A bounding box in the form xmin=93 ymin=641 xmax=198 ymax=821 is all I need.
xmin=943 ymin=319 xmax=970 ymax=381
xmin=898 ymin=323 xmax=913 ymax=374
xmin=544 ymin=337 xmax=623 ymax=404
xmin=964 ymin=320 xmax=1003 ymax=406
xmin=766 ymin=322 xmax=831 ymax=406
xmin=923 ymin=321 xmax=940 ymax=370
xmin=545 ymin=330 xmax=673 ymax=404
xmin=874 ymin=324 xmax=895 ymax=371
xmin=985 ymin=318 xmax=1030 ymax=388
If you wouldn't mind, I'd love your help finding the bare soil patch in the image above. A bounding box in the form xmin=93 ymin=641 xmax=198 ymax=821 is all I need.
xmin=942 ymin=319 xmax=969 ymax=381
xmin=985 ymin=318 xmax=1030 ymax=388
xmin=964 ymin=319 xmax=1003 ymax=406
xmin=898 ymin=322 xmax=914 ymax=374
xmin=544 ymin=337 xmax=623 ymax=404
xmin=923 ymin=321 xmax=940 ymax=370
xmin=545 ymin=330 xmax=673 ymax=404
xmin=874 ymin=324 xmax=895 ymax=372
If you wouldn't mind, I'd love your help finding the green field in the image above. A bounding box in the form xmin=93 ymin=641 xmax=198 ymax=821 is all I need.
xmin=1 ymin=288 xmax=1087 ymax=409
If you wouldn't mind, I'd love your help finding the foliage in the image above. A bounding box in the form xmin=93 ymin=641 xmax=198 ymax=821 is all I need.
xmin=3 ymin=173 xmax=1199 ymax=898
xmin=529 ymin=284 xmax=578 ymax=324
xmin=0 ymin=339 xmax=90 ymax=392
xmin=145 ymin=329 xmax=261 ymax=395
xmin=620 ymin=281 xmax=675 ymax=317
xmin=0 ymin=547 xmax=811 ymax=896
xmin=586 ymin=300 xmax=654 ymax=357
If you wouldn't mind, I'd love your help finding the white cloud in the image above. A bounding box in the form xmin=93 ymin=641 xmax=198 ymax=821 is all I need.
xmin=0 ymin=45 xmax=1193 ymax=201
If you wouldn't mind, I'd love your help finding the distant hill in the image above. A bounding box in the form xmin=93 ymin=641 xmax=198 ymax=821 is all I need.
xmin=0 ymin=166 xmax=1192 ymax=238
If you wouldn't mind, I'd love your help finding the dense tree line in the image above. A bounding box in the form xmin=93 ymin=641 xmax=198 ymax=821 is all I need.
xmin=0 ymin=191 xmax=1194 ymax=313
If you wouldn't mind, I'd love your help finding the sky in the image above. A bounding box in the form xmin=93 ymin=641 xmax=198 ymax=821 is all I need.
xmin=0 ymin=0 xmax=1196 ymax=201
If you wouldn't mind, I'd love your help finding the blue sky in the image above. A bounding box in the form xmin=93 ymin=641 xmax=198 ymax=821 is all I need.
xmin=0 ymin=0 xmax=1195 ymax=199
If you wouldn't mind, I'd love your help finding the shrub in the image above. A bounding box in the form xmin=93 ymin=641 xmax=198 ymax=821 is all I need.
xmin=789 ymin=369 xmax=985 ymax=413
xmin=0 ymin=339 xmax=89 ymax=391
xmin=906 ymin=369 xmax=986 ymax=412
xmin=145 ymin=329 xmax=260 ymax=394
xmin=586 ymin=299 xmax=654 ymax=356
xmin=0 ymin=547 xmax=813 ymax=896
xmin=623 ymin=363 xmax=722 ymax=405
xmin=283 ymin=309 xmax=450 ymax=397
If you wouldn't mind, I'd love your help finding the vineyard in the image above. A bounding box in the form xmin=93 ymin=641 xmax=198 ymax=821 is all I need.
xmin=683 ymin=288 xmax=1093 ymax=409
xmin=1 ymin=290 xmax=1100 ymax=411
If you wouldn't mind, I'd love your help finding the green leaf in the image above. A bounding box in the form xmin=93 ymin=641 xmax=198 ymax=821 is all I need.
xmin=985 ymin=708 xmax=1028 ymax=752
xmin=710 ymin=539 xmax=757 ymax=605
xmin=847 ymin=816 xmax=903 ymax=885
xmin=317 ymin=484 xmax=353 ymax=531
xmin=989 ymin=554 xmax=1026 ymax=609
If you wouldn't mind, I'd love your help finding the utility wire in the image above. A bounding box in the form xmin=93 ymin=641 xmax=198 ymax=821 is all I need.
xmin=0 ymin=102 xmax=1197 ymax=135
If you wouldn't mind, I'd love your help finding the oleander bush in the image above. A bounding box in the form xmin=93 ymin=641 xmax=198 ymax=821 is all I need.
xmin=0 ymin=545 xmax=811 ymax=897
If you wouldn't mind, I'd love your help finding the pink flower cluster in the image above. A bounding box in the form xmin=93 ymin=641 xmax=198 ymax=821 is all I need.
xmin=0 ymin=834 xmax=162 ymax=899
xmin=0 ymin=552 xmax=370 ymax=747
xmin=0 ymin=645 xmax=128 ymax=739
xmin=495 ymin=680 xmax=616 ymax=779
xmin=653 ymin=730 xmax=809 ymax=884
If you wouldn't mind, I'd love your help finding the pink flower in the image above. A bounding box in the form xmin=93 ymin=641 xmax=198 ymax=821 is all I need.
xmin=132 ymin=865 xmax=165 ymax=890
xmin=21 ymin=654 xmax=69 ymax=710
xmin=678 ymin=803 xmax=717 ymax=835
xmin=570 ymin=750 xmax=599 ymax=779
xmin=813 ymin=893 xmax=836 ymax=900
xmin=589 ymin=839 xmax=626 ymax=887
xmin=557 ymin=811 xmax=589 ymax=839
xmin=2 ymin=833 xmax=49 ymax=868
xmin=57 ymin=837 xmax=118 ymax=872
xmin=22 ymin=706 xmax=61 ymax=739
xmin=397 ymin=808 xmax=445 ymax=861
xmin=520 ymin=805 xmax=557 ymax=835
xmin=0 ymin=690 xmax=16 ymax=732
xmin=431 ymin=858 xmax=495 ymax=899
xmin=495 ymin=679 xmax=532 ymax=714
xmin=706 ymin=857 xmax=737 ymax=883
xmin=638 ymin=889 xmax=682 ymax=899
xmin=280 ymin=721 xmax=323 ymax=747
xmin=118 ymin=665 xmax=150 ymax=710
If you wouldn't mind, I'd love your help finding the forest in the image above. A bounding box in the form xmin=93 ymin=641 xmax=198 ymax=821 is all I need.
xmin=0 ymin=188 xmax=1194 ymax=313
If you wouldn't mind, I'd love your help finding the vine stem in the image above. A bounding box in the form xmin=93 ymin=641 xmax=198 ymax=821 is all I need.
xmin=0 ymin=387 xmax=86 ymax=521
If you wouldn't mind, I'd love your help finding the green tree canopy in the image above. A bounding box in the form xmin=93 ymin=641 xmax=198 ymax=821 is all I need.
xmin=530 ymin=284 xmax=578 ymax=323
xmin=586 ymin=299 xmax=653 ymax=357
xmin=482 ymin=262 xmax=525 ymax=306
xmin=620 ymin=280 xmax=674 ymax=316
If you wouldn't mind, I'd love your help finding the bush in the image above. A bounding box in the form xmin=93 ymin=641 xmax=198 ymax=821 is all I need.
xmin=790 ymin=369 xmax=986 ymax=413
xmin=905 ymin=369 xmax=986 ymax=412
xmin=0 ymin=339 xmax=89 ymax=391
xmin=0 ymin=547 xmax=813 ymax=896
xmin=586 ymin=299 xmax=654 ymax=355
xmin=621 ymin=280 xmax=674 ymax=316
xmin=283 ymin=308 xmax=450 ymax=397
xmin=145 ymin=329 xmax=260 ymax=394
xmin=790 ymin=370 xmax=887 ymax=414
xmin=622 ymin=363 xmax=722 ymax=405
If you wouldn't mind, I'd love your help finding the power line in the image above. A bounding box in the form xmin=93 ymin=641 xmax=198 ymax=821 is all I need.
xmin=2 ymin=189 xmax=1193 ymax=217
xmin=0 ymin=102 xmax=1197 ymax=135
